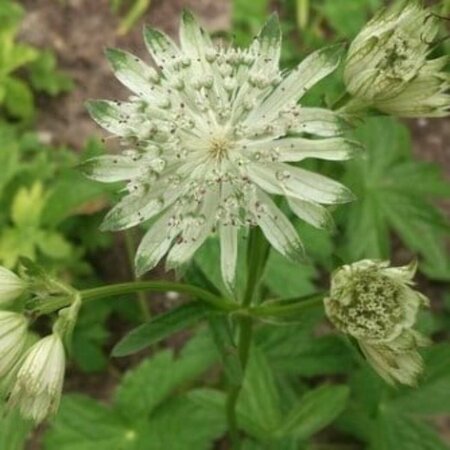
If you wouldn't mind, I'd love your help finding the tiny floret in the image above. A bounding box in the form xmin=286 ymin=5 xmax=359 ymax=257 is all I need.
xmin=84 ymin=11 xmax=360 ymax=288
xmin=344 ymin=0 xmax=449 ymax=117
xmin=0 ymin=266 xmax=26 ymax=305
xmin=324 ymin=260 xmax=429 ymax=385
xmin=8 ymin=333 xmax=66 ymax=423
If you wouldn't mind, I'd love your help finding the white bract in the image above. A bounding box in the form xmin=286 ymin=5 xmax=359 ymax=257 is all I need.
xmin=0 ymin=266 xmax=26 ymax=305
xmin=8 ymin=334 xmax=66 ymax=423
xmin=0 ymin=311 xmax=28 ymax=378
xmin=84 ymin=12 xmax=360 ymax=288
xmin=344 ymin=0 xmax=449 ymax=117
xmin=324 ymin=260 xmax=429 ymax=386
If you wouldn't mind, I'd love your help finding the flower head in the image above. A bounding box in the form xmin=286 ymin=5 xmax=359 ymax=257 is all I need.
xmin=8 ymin=333 xmax=66 ymax=423
xmin=0 ymin=311 xmax=28 ymax=378
xmin=344 ymin=0 xmax=449 ymax=117
xmin=324 ymin=260 xmax=429 ymax=385
xmin=83 ymin=12 xmax=359 ymax=288
xmin=0 ymin=266 xmax=26 ymax=305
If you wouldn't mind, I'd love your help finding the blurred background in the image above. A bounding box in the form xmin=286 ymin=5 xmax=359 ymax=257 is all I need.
xmin=0 ymin=0 xmax=449 ymax=448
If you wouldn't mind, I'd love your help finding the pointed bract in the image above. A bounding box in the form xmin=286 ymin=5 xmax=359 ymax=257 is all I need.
xmin=0 ymin=267 xmax=26 ymax=305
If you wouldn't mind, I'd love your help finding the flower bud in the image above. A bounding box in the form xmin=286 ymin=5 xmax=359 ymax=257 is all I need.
xmin=344 ymin=1 xmax=449 ymax=117
xmin=8 ymin=334 xmax=66 ymax=423
xmin=0 ymin=311 xmax=28 ymax=378
xmin=0 ymin=267 xmax=26 ymax=305
xmin=324 ymin=260 xmax=429 ymax=385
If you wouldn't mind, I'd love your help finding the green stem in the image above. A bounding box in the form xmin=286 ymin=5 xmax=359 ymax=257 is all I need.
xmin=243 ymin=227 xmax=270 ymax=306
xmin=227 ymin=228 xmax=269 ymax=449
xmin=79 ymin=281 xmax=234 ymax=311
xmin=124 ymin=230 xmax=151 ymax=322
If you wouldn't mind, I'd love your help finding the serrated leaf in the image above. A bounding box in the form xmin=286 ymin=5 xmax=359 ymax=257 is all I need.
xmin=372 ymin=409 xmax=449 ymax=450
xmin=341 ymin=117 xmax=450 ymax=280
xmin=115 ymin=331 xmax=217 ymax=418
xmin=43 ymin=395 xmax=132 ymax=450
xmin=113 ymin=302 xmax=214 ymax=356
xmin=277 ymin=385 xmax=349 ymax=440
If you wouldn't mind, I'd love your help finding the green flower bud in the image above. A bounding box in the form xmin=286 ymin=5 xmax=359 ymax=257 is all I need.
xmin=8 ymin=334 xmax=66 ymax=423
xmin=344 ymin=0 xmax=449 ymax=118
xmin=324 ymin=260 xmax=429 ymax=385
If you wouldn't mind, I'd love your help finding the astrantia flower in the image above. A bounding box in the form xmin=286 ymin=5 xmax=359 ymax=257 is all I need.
xmin=8 ymin=334 xmax=66 ymax=423
xmin=344 ymin=0 xmax=449 ymax=117
xmin=0 ymin=311 xmax=28 ymax=378
xmin=84 ymin=12 xmax=360 ymax=288
xmin=324 ymin=260 xmax=429 ymax=385
xmin=0 ymin=266 xmax=26 ymax=305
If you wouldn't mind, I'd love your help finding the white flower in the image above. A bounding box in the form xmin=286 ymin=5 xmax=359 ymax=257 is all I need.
xmin=8 ymin=334 xmax=66 ymax=423
xmin=0 ymin=311 xmax=28 ymax=378
xmin=0 ymin=266 xmax=26 ymax=305
xmin=344 ymin=0 xmax=449 ymax=117
xmin=324 ymin=260 xmax=430 ymax=385
xmin=84 ymin=12 xmax=360 ymax=288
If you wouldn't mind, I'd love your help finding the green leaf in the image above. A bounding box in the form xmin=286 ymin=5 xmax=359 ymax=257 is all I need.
xmin=45 ymin=340 xmax=223 ymax=450
xmin=239 ymin=347 xmax=282 ymax=436
xmin=341 ymin=117 xmax=450 ymax=280
xmin=11 ymin=182 xmax=46 ymax=227
xmin=263 ymin=250 xmax=316 ymax=298
xmin=0 ymin=123 xmax=20 ymax=195
xmin=140 ymin=395 xmax=225 ymax=450
xmin=372 ymin=409 xmax=449 ymax=450
xmin=0 ymin=405 xmax=33 ymax=450
xmin=319 ymin=0 xmax=380 ymax=37
xmin=115 ymin=333 xmax=217 ymax=419
xmin=277 ymin=385 xmax=349 ymax=440
xmin=112 ymin=302 xmax=214 ymax=356
xmin=3 ymin=76 xmax=34 ymax=119
xmin=391 ymin=344 xmax=450 ymax=415
xmin=28 ymin=50 xmax=73 ymax=95
xmin=36 ymin=230 xmax=72 ymax=259
xmin=43 ymin=395 xmax=132 ymax=450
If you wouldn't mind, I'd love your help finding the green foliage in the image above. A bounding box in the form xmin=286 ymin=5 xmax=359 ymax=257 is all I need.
xmin=113 ymin=302 xmax=215 ymax=356
xmin=0 ymin=406 xmax=32 ymax=450
xmin=44 ymin=333 xmax=225 ymax=450
xmin=0 ymin=126 xmax=111 ymax=272
xmin=338 ymin=344 xmax=450 ymax=449
xmin=0 ymin=0 xmax=72 ymax=120
xmin=340 ymin=117 xmax=450 ymax=280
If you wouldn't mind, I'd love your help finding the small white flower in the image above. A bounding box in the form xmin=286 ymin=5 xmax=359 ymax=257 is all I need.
xmin=84 ymin=12 xmax=360 ymax=288
xmin=9 ymin=334 xmax=66 ymax=423
xmin=0 ymin=311 xmax=28 ymax=378
xmin=324 ymin=260 xmax=429 ymax=386
xmin=344 ymin=0 xmax=449 ymax=117
xmin=0 ymin=266 xmax=26 ymax=305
